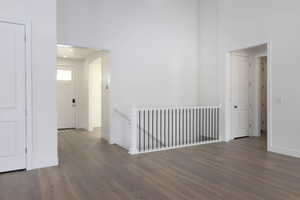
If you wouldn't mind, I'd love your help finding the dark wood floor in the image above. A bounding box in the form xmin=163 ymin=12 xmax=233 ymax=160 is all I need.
xmin=1 ymin=130 xmax=300 ymax=200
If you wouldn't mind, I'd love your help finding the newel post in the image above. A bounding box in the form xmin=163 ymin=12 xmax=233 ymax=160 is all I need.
xmin=129 ymin=107 xmax=138 ymax=155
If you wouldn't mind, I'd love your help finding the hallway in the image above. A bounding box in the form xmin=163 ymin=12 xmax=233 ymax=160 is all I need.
xmin=1 ymin=131 xmax=300 ymax=200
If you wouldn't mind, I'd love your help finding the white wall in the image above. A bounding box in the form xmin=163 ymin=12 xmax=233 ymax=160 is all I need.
xmin=58 ymin=0 xmax=300 ymax=158
xmin=199 ymin=0 xmax=300 ymax=157
xmin=2 ymin=0 xmax=57 ymax=169
xmin=199 ymin=0 xmax=219 ymax=105
xmin=219 ymin=0 xmax=300 ymax=157
xmin=86 ymin=55 xmax=102 ymax=131
xmin=101 ymin=52 xmax=112 ymax=142
xmin=57 ymin=0 xmax=202 ymax=144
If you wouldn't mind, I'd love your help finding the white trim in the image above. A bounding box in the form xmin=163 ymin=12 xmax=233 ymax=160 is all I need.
xmin=224 ymin=42 xmax=272 ymax=152
xmin=25 ymin=19 xmax=34 ymax=170
xmin=129 ymin=140 xmax=223 ymax=155
xmin=230 ymin=52 xmax=250 ymax=57
xmin=57 ymin=43 xmax=109 ymax=54
xmin=266 ymin=42 xmax=272 ymax=152
xmin=136 ymin=105 xmax=221 ymax=111
xmin=0 ymin=18 xmax=34 ymax=170
xmin=0 ymin=17 xmax=28 ymax=26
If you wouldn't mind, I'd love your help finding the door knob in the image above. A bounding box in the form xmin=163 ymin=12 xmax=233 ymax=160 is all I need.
xmin=72 ymin=98 xmax=76 ymax=107
xmin=234 ymin=105 xmax=238 ymax=109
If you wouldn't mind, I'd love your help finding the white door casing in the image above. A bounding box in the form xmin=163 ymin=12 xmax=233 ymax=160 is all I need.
xmin=0 ymin=22 xmax=26 ymax=172
xmin=232 ymin=54 xmax=250 ymax=138
xmin=56 ymin=67 xmax=76 ymax=129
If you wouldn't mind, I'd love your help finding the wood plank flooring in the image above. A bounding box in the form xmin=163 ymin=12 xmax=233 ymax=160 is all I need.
xmin=1 ymin=130 xmax=300 ymax=200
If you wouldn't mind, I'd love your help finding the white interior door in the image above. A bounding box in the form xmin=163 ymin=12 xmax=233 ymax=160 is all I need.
xmin=56 ymin=67 xmax=76 ymax=129
xmin=0 ymin=22 xmax=26 ymax=172
xmin=232 ymin=54 xmax=250 ymax=138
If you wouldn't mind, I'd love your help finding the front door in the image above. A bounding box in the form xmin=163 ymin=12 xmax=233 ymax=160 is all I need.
xmin=56 ymin=67 xmax=76 ymax=129
xmin=0 ymin=22 xmax=26 ymax=172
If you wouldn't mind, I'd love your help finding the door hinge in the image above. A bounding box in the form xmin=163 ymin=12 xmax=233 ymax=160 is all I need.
xmin=25 ymin=148 xmax=28 ymax=154
xmin=24 ymin=34 xmax=26 ymax=42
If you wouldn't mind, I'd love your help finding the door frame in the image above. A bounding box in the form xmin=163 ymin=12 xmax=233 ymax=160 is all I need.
xmin=0 ymin=17 xmax=33 ymax=170
xmin=224 ymin=41 xmax=272 ymax=151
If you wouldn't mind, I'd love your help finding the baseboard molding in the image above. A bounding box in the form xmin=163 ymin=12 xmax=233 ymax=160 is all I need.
xmin=130 ymin=140 xmax=223 ymax=155
xmin=269 ymin=146 xmax=300 ymax=158
xmin=31 ymin=157 xmax=59 ymax=170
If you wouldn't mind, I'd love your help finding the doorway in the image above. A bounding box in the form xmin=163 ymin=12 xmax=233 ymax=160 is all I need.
xmin=56 ymin=45 xmax=109 ymax=138
xmin=228 ymin=43 xmax=270 ymax=145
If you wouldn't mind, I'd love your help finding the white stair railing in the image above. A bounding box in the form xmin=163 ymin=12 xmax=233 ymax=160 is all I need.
xmin=129 ymin=106 xmax=221 ymax=154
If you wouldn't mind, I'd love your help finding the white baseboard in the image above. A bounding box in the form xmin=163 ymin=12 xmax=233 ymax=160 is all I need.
xmin=31 ymin=157 xmax=59 ymax=170
xmin=269 ymin=146 xmax=300 ymax=158
xmin=130 ymin=140 xmax=223 ymax=155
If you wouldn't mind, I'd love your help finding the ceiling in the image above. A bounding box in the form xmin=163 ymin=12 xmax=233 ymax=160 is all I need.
xmin=57 ymin=45 xmax=98 ymax=60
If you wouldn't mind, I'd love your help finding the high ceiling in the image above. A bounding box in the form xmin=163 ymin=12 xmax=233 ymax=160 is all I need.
xmin=57 ymin=45 xmax=98 ymax=60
